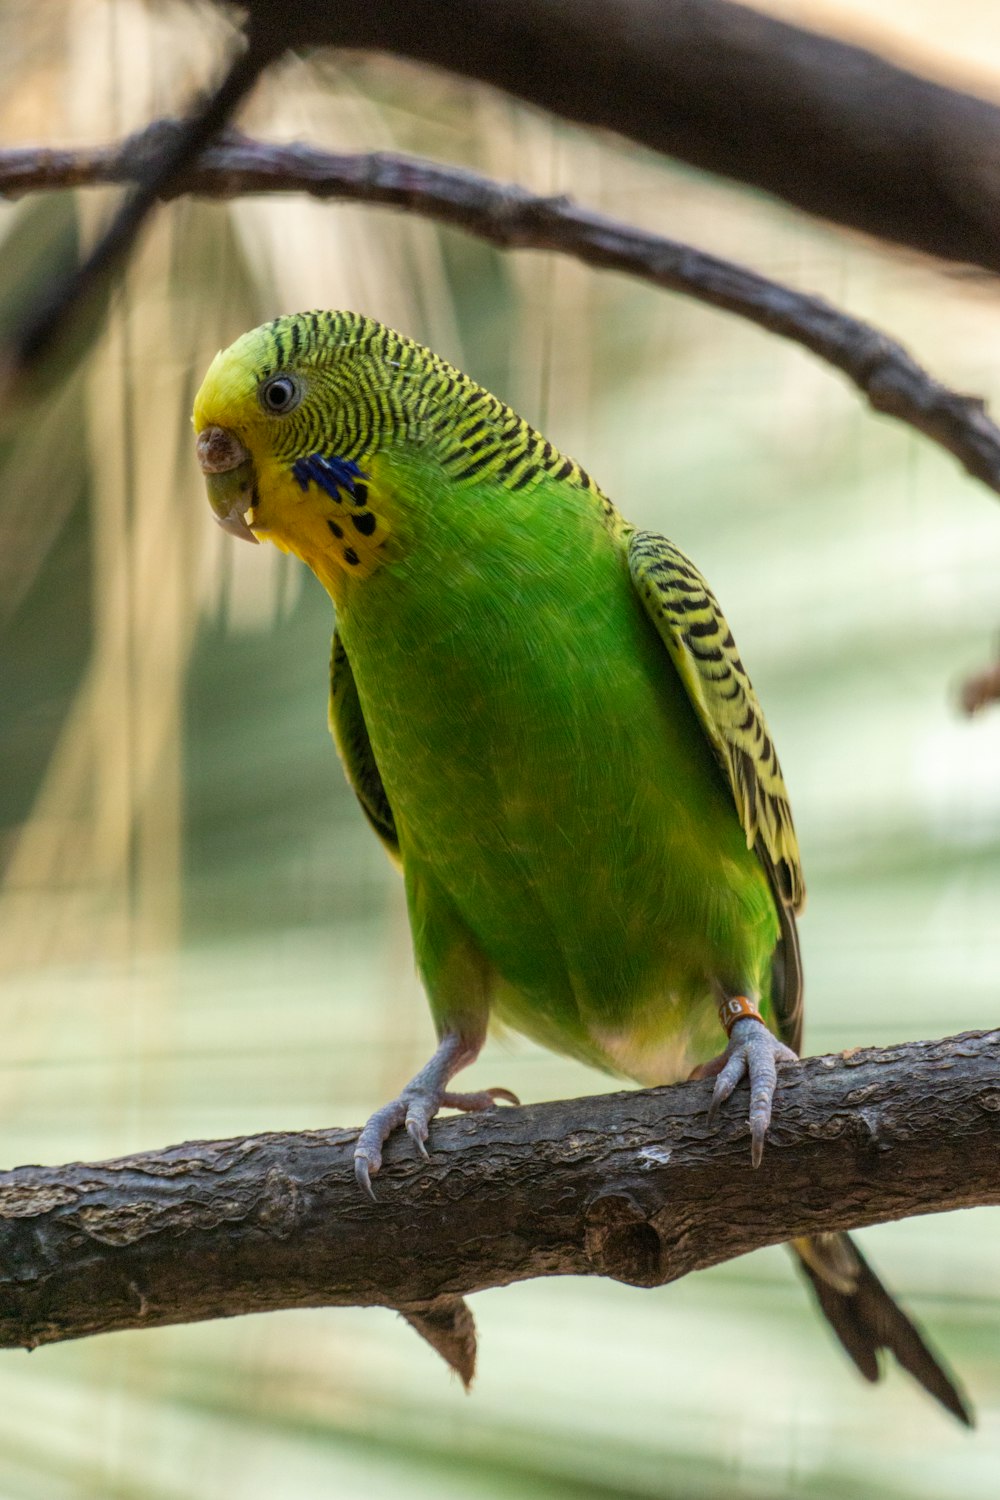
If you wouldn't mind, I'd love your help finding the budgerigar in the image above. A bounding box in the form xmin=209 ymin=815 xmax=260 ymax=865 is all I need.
xmin=193 ymin=310 xmax=970 ymax=1423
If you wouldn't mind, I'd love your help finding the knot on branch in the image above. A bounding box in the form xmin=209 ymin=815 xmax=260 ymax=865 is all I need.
xmin=584 ymin=1191 xmax=663 ymax=1287
xmin=121 ymin=119 xmax=187 ymax=175
xmin=257 ymin=1167 xmax=303 ymax=1238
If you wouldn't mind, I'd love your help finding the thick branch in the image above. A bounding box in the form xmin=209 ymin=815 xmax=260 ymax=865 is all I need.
xmin=240 ymin=0 xmax=1000 ymax=273
xmin=1 ymin=1030 xmax=998 ymax=1354
xmin=4 ymin=128 xmax=1000 ymax=504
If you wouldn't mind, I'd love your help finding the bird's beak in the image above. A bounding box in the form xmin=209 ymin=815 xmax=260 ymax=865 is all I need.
xmin=196 ymin=425 xmax=259 ymax=544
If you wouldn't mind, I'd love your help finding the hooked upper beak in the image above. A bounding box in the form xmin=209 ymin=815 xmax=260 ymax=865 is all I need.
xmin=196 ymin=425 xmax=258 ymax=544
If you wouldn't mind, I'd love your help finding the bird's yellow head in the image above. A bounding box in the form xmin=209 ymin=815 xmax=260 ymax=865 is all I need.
xmin=193 ymin=310 xmax=437 ymax=590
xmin=195 ymin=309 xmax=597 ymax=596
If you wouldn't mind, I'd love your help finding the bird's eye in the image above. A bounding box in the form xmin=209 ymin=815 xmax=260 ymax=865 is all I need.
xmin=259 ymin=375 xmax=302 ymax=414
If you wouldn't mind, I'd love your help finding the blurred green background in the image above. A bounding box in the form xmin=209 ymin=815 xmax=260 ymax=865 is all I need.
xmin=1 ymin=1 xmax=999 ymax=1495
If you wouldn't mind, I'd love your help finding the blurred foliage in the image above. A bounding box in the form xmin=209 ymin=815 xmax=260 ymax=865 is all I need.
xmin=1 ymin=1 xmax=1000 ymax=1497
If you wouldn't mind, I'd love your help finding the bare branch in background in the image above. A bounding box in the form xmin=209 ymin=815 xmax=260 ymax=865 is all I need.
xmin=1 ymin=1030 xmax=998 ymax=1368
xmin=13 ymin=0 xmax=1000 ymax=380
xmin=238 ymin=0 xmax=1000 ymax=274
xmin=6 ymin=30 xmax=273 ymax=376
xmin=4 ymin=126 xmax=1000 ymax=506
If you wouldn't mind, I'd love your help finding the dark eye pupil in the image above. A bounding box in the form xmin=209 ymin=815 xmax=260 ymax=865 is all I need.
xmin=264 ymin=378 xmax=294 ymax=411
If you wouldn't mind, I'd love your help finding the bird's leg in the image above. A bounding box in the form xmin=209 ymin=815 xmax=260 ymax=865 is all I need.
xmin=354 ymin=1031 xmax=518 ymax=1199
xmin=697 ymin=993 xmax=797 ymax=1168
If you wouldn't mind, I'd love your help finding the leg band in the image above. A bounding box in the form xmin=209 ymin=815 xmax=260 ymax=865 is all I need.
xmin=718 ymin=994 xmax=763 ymax=1036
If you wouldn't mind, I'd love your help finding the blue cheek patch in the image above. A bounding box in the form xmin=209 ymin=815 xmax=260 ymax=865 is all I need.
xmin=293 ymin=454 xmax=369 ymax=505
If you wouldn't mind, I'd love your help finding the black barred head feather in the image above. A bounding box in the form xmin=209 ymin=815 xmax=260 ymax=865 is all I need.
xmin=194 ymin=310 xmax=604 ymax=504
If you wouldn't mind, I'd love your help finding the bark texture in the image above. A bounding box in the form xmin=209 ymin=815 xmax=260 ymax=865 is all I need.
xmin=1 ymin=1030 xmax=998 ymax=1356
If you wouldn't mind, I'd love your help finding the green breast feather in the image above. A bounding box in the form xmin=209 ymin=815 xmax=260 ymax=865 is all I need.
xmin=324 ymin=454 xmax=793 ymax=1080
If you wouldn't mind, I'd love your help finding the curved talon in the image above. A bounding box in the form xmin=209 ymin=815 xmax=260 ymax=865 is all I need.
xmin=440 ymin=1086 xmax=521 ymax=1111
xmin=751 ymin=1121 xmax=766 ymax=1170
xmin=355 ymin=1154 xmax=377 ymax=1202
xmin=406 ymin=1115 xmax=431 ymax=1159
xmin=707 ymin=1051 xmax=746 ymax=1124
xmin=489 ymin=1086 xmax=521 ymax=1107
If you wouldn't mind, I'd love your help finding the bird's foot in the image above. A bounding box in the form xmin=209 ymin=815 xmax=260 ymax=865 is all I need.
xmin=703 ymin=1015 xmax=797 ymax=1168
xmin=354 ymin=1080 xmax=518 ymax=1200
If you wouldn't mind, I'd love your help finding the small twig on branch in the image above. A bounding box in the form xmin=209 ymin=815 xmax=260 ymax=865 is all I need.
xmin=960 ymin=655 xmax=1000 ymax=714
xmin=3 ymin=126 xmax=1000 ymax=506
xmin=1 ymin=1030 xmax=998 ymax=1369
xmin=7 ymin=34 xmax=274 ymax=377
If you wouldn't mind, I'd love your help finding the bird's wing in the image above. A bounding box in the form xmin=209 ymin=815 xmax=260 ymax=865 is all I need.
xmin=627 ymin=529 xmax=805 ymax=1042
xmin=329 ymin=629 xmax=400 ymax=862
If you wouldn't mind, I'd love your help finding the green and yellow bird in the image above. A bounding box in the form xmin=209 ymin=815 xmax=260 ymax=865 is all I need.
xmin=193 ymin=310 xmax=970 ymax=1423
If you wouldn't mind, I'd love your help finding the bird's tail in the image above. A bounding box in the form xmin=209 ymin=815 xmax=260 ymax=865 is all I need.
xmin=790 ymin=1232 xmax=972 ymax=1425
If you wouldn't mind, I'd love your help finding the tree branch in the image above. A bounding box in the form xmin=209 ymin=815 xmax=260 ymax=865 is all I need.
xmin=239 ymin=0 xmax=1000 ymax=274
xmin=1 ymin=1030 xmax=998 ymax=1369
xmin=4 ymin=126 xmax=1000 ymax=504
xmin=14 ymin=0 xmax=1000 ymax=379
xmin=6 ymin=29 xmax=272 ymax=375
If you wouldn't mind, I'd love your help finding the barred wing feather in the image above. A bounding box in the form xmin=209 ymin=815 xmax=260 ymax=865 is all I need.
xmin=627 ymin=529 xmax=805 ymax=916
xmin=329 ymin=629 xmax=400 ymax=861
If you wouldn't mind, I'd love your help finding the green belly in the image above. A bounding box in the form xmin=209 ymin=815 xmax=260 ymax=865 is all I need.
xmin=336 ymin=480 xmax=778 ymax=1082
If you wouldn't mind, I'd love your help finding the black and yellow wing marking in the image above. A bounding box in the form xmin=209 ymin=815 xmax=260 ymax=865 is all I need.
xmin=627 ymin=529 xmax=805 ymax=1047
xmin=329 ymin=630 xmax=400 ymax=861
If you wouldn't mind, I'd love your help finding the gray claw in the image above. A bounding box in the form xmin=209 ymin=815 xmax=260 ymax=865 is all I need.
xmin=707 ymin=1050 xmax=745 ymax=1125
xmin=406 ymin=1116 xmax=430 ymax=1159
xmin=751 ymin=1125 xmax=765 ymax=1171
xmin=355 ymin=1154 xmax=377 ymax=1202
